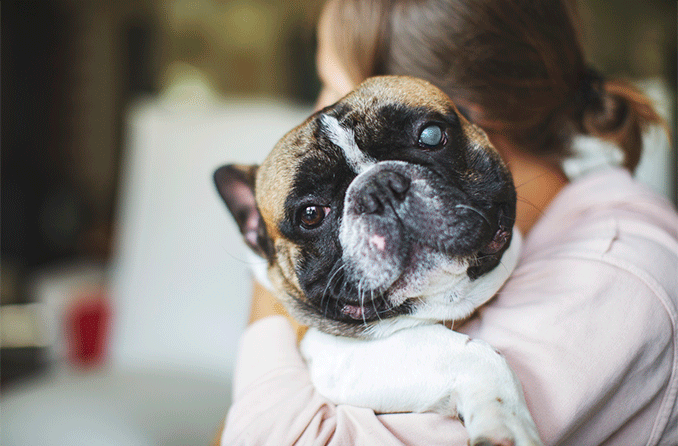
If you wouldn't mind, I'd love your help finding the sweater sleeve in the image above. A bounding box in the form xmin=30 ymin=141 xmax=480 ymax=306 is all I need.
xmin=222 ymin=316 xmax=470 ymax=446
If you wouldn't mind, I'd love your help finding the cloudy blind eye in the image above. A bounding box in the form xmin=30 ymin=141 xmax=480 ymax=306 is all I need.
xmin=419 ymin=125 xmax=443 ymax=148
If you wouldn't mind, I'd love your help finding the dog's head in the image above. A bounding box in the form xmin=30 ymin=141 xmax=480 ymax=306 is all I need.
xmin=215 ymin=76 xmax=518 ymax=338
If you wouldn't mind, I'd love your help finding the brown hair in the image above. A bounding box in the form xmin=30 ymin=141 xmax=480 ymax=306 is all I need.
xmin=326 ymin=0 xmax=665 ymax=171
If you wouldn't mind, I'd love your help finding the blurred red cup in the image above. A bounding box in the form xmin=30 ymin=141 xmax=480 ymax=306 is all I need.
xmin=66 ymin=292 xmax=111 ymax=368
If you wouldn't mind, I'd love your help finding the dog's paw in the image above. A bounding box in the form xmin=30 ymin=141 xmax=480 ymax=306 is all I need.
xmin=470 ymin=428 xmax=542 ymax=446
xmin=470 ymin=428 xmax=540 ymax=446
xmin=465 ymin=402 xmax=543 ymax=446
xmin=471 ymin=439 xmax=515 ymax=446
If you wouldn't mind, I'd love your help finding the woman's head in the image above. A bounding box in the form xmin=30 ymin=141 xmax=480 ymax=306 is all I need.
xmin=317 ymin=0 xmax=663 ymax=171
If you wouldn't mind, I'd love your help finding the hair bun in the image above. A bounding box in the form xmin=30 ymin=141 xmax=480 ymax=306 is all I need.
xmin=575 ymin=67 xmax=606 ymax=111
xmin=574 ymin=69 xmax=666 ymax=171
xmin=577 ymin=68 xmax=629 ymax=136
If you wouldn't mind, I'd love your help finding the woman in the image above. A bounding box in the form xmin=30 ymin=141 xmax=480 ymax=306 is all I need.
xmin=222 ymin=0 xmax=678 ymax=444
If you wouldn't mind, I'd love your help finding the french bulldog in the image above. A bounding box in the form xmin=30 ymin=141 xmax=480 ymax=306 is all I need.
xmin=215 ymin=76 xmax=542 ymax=446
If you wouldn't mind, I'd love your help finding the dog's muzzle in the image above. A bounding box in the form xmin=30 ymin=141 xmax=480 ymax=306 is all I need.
xmin=339 ymin=160 xmax=512 ymax=300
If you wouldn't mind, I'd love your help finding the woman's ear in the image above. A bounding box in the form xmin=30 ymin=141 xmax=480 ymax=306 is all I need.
xmin=214 ymin=164 xmax=271 ymax=258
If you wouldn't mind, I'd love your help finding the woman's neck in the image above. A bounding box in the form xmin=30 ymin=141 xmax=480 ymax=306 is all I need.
xmin=490 ymin=135 xmax=569 ymax=235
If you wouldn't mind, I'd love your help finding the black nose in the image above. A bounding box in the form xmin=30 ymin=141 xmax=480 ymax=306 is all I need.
xmin=357 ymin=170 xmax=410 ymax=214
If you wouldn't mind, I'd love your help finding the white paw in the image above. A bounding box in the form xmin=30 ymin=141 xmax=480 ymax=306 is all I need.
xmin=465 ymin=400 xmax=543 ymax=446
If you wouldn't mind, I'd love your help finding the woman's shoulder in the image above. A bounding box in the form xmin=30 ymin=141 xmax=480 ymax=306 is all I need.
xmin=523 ymin=167 xmax=677 ymax=263
xmin=492 ymin=166 xmax=676 ymax=306
xmin=492 ymin=167 xmax=677 ymax=366
xmin=515 ymin=167 xmax=677 ymax=308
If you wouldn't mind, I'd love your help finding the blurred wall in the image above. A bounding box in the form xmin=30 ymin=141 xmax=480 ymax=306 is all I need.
xmin=1 ymin=0 xmax=321 ymax=312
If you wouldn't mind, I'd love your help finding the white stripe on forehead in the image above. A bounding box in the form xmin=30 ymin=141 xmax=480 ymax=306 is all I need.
xmin=320 ymin=114 xmax=376 ymax=174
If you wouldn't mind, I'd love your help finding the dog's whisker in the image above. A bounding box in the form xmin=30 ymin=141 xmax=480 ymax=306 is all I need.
xmin=221 ymin=248 xmax=268 ymax=266
xmin=357 ymin=277 xmax=368 ymax=326
xmin=372 ymin=290 xmax=383 ymax=323
xmin=321 ymin=263 xmax=346 ymax=317
xmin=320 ymin=293 xmax=330 ymax=318
xmin=497 ymin=258 xmax=511 ymax=276
xmin=455 ymin=204 xmax=491 ymax=228
xmin=323 ymin=263 xmax=345 ymax=301
xmin=516 ymin=196 xmax=545 ymax=218
xmin=513 ymin=171 xmax=550 ymax=190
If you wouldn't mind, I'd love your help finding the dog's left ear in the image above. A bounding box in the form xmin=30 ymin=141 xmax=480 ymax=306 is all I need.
xmin=214 ymin=164 xmax=271 ymax=258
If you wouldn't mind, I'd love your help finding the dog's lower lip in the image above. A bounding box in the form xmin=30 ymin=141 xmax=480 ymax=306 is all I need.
xmin=341 ymin=303 xmax=366 ymax=320
xmin=480 ymin=227 xmax=510 ymax=255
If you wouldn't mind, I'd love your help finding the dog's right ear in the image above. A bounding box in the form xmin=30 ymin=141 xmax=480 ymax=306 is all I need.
xmin=214 ymin=164 xmax=271 ymax=258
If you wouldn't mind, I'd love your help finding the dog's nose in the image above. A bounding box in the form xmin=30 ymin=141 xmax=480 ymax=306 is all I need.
xmin=358 ymin=170 xmax=410 ymax=214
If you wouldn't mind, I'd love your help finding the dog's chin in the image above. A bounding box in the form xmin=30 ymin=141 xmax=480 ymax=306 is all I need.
xmin=330 ymin=244 xmax=463 ymax=319
xmin=298 ymin=227 xmax=521 ymax=339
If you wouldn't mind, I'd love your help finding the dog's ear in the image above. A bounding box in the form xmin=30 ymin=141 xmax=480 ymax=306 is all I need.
xmin=214 ymin=164 xmax=271 ymax=258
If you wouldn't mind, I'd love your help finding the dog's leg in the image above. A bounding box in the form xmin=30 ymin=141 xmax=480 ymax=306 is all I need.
xmin=301 ymin=325 xmax=543 ymax=446
xmin=449 ymin=336 xmax=542 ymax=446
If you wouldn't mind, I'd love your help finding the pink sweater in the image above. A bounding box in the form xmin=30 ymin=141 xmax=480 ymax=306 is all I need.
xmin=222 ymin=168 xmax=678 ymax=446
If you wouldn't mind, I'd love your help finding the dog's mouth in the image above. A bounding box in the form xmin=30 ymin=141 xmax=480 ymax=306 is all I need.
xmin=337 ymin=295 xmax=413 ymax=322
xmin=415 ymin=203 xmax=513 ymax=257
xmin=480 ymin=226 xmax=511 ymax=255
xmin=330 ymin=217 xmax=513 ymax=324
xmin=466 ymin=204 xmax=515 ymax=279
xmin=339 ymin=301 xmax=378 ymax=321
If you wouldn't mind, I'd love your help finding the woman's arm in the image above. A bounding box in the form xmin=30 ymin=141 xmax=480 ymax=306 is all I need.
xmin=223 ymin=283 xmax=468 ymax=445
xmin=248 ymin=279 xmax=307 ymax=340
xmin=222 ymin=316 xmax=470 ymax=446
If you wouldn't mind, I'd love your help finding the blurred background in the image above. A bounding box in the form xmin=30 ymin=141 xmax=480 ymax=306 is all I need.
xmin=1 ymin=0 xmax=676 ymax=444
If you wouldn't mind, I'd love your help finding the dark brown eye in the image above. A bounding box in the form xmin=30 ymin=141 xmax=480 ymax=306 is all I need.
xmin=299 ymin=205 xmax=327 ymax=229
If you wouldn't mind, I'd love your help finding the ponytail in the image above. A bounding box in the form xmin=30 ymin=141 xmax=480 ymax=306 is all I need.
xmin=576 ymin=71 xmax=667 ymax=172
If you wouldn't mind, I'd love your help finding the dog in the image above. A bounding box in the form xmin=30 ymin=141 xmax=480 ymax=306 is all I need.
xmin=215 ymin=76 xmax=542 ymax=446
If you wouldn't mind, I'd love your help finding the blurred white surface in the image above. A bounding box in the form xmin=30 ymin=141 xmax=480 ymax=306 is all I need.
xmin=110 ymin=93 xmax=310 ymax=376
xmin=633 ymin=78 xmax=676 ymax=201
xmin=2 ymin=367 xmax=231 ymax=446
xmin=2 ymin=89 xmax=312 ymax=445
